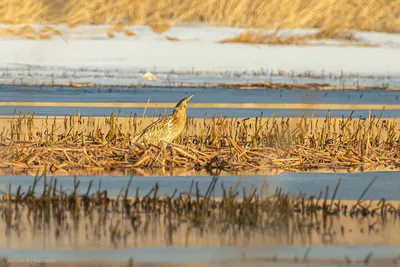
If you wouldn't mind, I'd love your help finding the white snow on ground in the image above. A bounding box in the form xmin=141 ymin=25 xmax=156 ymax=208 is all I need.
xmin=0 ymin=25 xmax=399 ymax=87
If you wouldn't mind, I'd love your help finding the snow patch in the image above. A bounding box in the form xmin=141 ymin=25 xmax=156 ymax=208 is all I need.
xmin=0 ymin=25 xmax=399 ymax=87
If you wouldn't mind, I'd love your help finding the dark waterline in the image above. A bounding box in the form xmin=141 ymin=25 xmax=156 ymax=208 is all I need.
xmin=2 ymin=86 xmax=400 ymax=105
xmin=0 ymin=106 xmax=397 ymax=118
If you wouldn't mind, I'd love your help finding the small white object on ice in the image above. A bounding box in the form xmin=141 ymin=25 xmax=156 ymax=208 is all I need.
xmin=142 ymin=72 xmax=157 ymax=80
xmin=0 ymin=25 xmax=400 ymax=87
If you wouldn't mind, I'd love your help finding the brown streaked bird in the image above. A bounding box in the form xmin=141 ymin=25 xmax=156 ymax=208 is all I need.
xmin=132 ymin=94 xmax=194 ymax=144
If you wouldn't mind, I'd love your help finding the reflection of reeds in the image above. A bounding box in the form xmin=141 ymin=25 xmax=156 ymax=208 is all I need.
xmin=0 ymin=172 xmax=398 ymax=252
xmin=0 ymin=110 xmax=399 ymax=171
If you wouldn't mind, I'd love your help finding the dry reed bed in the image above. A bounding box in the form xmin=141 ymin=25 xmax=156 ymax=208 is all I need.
xmin=0 ymin=0 xmax=399 ymax=33
xmin=0 ymin=174 xmax=399 ymax=250
xmin=0 ymin=25 xmax=63 ymax=40
xmin=0 ymin=24 xmax=136 ymax=40
xmin=220 ymin=29 xmax=379 ymax=47
xmin=0 ymin=24 xmax=379 ymax=49
xmin=0 ymin=110 xmax=399 ymax=171
xmin=214 ymin=82 xmax=397 ymax=90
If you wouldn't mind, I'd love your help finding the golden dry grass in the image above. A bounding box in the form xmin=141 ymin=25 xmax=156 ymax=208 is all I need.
xmin=106 ymin=31 xmax=115 ymax=38
xmin=109 ymin=24 xmax=125 ymax=33
xmin=123 ymin=29 xmax=136 ymax=36
xmin=1 ymin=111 xmax=400 ymax=172
xmin=150 ymin=22 xmax=172 ymax=34
xmin=39 ymin=25 xmax=62 ymax=35
xmin=219 ymin=29 xmax=376 ymax=46
xmin=165 ymin=36 xmax=180 ymax=41
xmin=0 ymin=25 xmax=65 ymax=40
xmin=106 ymin=25 xmax=136 ymax=38
xmin=38 ymin=34 xmax=52 ymax=40
xmin=0 ymin=0 xmax=399 ymax=33
xmin=311 ymin=29 xmax=358 ymax=41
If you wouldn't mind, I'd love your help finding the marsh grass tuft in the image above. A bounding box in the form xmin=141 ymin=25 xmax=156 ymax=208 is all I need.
xmin=123 ymin=29 xmax=136 ymax=37
xmin=106 ymin=31 xmax=115 ymax=38
xmin=220 ymin=29 xmax=376 ymax=47
xmin=150 ymin=22 xmax=172 ymax=34
xmin=165 ymin=36 xmax=180 ymax=41
xmin=0 ymin=25 xmax=64 ymax=40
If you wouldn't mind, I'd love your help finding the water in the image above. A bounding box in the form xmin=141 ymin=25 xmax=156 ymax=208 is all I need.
xmin=1 ymin=86 xmax=400 ymax=117
xmin=2 ymin=86 xmax=400 ymax=104
xmin=0 ymin=245 xmax=399 ymax=265
xmin=1 ymin=86 xmax=399 ymax=265
xmin=0 ymin=171 xmax=398 ymax=199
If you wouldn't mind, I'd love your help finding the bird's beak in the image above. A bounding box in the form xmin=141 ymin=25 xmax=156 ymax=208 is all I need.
xmin=185 ymin=94 xmax=195 ymax=102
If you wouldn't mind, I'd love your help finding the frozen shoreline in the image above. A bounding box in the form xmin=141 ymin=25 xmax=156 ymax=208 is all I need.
xmin=0 ymin=25 xmax=400 ymax=88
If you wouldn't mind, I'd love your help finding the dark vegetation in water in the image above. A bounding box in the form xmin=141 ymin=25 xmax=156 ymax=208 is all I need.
xmin=0 ymin=172 xmax=398 ymax=241
xmin=0 ymin=172 xmax=399 ymax=265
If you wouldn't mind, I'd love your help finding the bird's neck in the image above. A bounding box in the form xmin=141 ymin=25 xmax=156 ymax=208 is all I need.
xmin=173 ymin=110 xmax=187 ymax=124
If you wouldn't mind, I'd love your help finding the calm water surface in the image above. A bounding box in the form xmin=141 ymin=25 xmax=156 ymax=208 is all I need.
xmin=0 ymin=245 xmax=399 ymax=265
xmin=1 ymin=86 xmax=400 ymax=117
xmin=0 ymin=171 xmax=398 ymax=200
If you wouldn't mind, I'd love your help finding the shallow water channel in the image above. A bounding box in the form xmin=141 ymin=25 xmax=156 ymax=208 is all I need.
xmin=1 ymin=86 xmax=400 ymax=118
xmin=1 ymin=86 xmax=400 ymax=266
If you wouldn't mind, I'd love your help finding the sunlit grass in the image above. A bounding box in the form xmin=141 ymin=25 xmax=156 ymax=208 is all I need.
xmin=0 ymin=0 xmax=399 ymax=33
xmin=0 ymin=110 xmax=399 ymax=171
xmin=219 ymin=29 xmax=379 ymax=47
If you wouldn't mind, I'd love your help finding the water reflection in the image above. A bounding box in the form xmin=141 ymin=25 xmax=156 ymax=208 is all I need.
xmin=0 ymin=170 xmax=399 ymax=199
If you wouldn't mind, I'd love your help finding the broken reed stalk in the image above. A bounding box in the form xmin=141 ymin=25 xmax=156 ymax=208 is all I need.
xmin=329 ymin=177 xmax=342 ymax=211
xmin=352 ymin=176 xmax=378 ymax=210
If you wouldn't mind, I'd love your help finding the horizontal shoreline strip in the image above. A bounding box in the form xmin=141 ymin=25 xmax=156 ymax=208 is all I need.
xmin=0 ymin=102 xmax=396 ymax=110
xmin=0 ymin=81 xmax=399 ymax=91
xmin=0 ymin=108 xmax=396 ymax=118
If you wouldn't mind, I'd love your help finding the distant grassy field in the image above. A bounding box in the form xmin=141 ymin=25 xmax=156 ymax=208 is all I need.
xmin=0 ymin=0 xmax=399 ymax=33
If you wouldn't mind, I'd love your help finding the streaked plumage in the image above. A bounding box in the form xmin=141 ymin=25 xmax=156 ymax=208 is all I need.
xmin=132 ymin=94 xmax=194 ymax=144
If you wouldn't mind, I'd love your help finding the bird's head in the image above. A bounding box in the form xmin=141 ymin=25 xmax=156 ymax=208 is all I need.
xmin=173 ymin=94 xmax=194 ymax=114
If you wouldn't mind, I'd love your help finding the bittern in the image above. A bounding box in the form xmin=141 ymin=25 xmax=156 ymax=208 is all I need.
xmin=132 ymin=94 xmax=194 ymax=144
